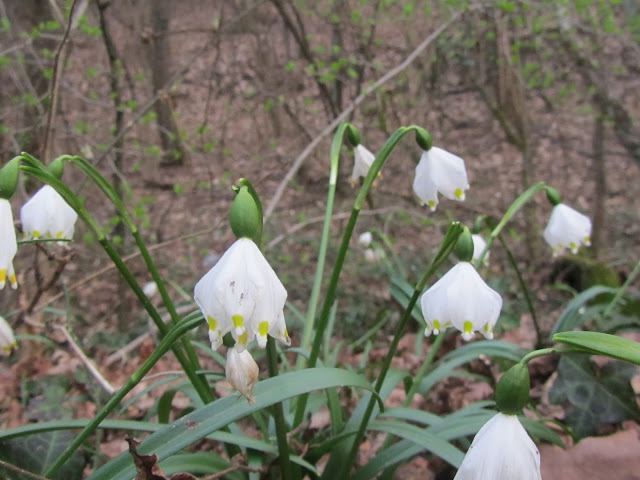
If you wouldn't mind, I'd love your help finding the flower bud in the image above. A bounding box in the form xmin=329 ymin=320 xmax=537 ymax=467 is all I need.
xmin=414 ymin=127 xmax=432 ymax=151
xmin=225 ymin=347 xmax=259 ymax=403
xmin=545 ymin=186 xmax=562 ymax=206
xmin=0 ymin=158 xmax=20 ymax=199
xmin=346 ymin=124 xmax=361 ymax=148
xmin=229 ymin=185 xmax=262 ymax=244
xmin=454 ymin=226 xmax=474 ymax=263
xmin=0 ymin=316 xmax=17 ymax=356
xmin=495 ymin=362 xmax=531 ymax=415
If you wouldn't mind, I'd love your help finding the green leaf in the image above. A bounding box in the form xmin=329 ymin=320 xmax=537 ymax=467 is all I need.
xmin=88 ymin=368 xmax=378 ymax=480
xmin=0 ymin=430 xmax=85 ymax=480
xmin=548 ymin=353 xmax=640 ymax=438
xmin=553 ymin=331 xmax=640 ymax=365
xmin=550 ymin=286 xmax=618 ymax=337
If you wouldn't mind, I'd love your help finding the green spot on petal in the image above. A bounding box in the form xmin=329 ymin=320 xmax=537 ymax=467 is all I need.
xmin=258 ymin=321 xmax=269 ymax=337
xmin=207 ymin=316 xmax=217 ymax=330
xmin=237 ymin=331 xmax=248 ymax=345
xmin=463 ymin=320 xmax=473 ymax=334
xmin=454 ymin=188 xmax=463 ymax=199
xmin=232 ymin=314 xmax=244 ymax=329
xmin=433 ymin=319 xmax=441 ymax=330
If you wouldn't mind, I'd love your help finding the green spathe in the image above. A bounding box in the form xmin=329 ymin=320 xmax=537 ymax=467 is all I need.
xmin=230 ymin=185 xmax=262 ymax=244
xmin=0 ymin=158 xmax=20 ymax=199
xmin=495 ymin=362 xmax=531 ymax=414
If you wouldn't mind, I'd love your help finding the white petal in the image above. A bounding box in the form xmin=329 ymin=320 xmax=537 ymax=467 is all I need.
xmin=428 ymin=147 xmax=469 ymax=201
xmin=454 ymin=413 xmax=541 ymax=480
xmin=543 ymin=203 xmax=592 ymax=255
xmin=413 ymin=153 xmax=439 ymax=210
xmin=0 ymin=199 xmax=17 ymax=289
xmin=420 ymin=262 xmax=502 ymax=340
xmin=471 ymin=234 xmax=489 ymax=264
xmin=350 ymin=144 xmax=376 ymax=182
xmin=20 ymin=186 xmax=77 ymax=242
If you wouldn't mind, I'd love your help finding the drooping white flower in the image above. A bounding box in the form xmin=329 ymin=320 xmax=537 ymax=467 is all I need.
xmin=225 ymin=347 xmax=259 ymax=403
xmin=543 ymin=203 xmax=591 ymax=256
xmin=350 ymin=144 xmax=378 ymax=185
xmin=142 ymin=281 xmax=158 ymax=298
xmin=0 ymin=316 xmax=17 ymax=356
xmin=454 ymin=413 xmax=542 ymax=480
xmin=472 ymin=234 xmax=489 ymax=265
xmin=0 ymin=199 xmax=17 ymax=289
xmin=420 ymin=262 xmax=502 ymax=341
xmin=412 ymin=147 xmax=469 ymax=211
xmin=194 ymin=238 xmax=290 ymax=351
xmin=20 ymin=185 xmax=78 ymax=242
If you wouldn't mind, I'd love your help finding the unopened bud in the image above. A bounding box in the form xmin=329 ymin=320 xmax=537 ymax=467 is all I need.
xmin=225 ymin=347 xmax=259 ymax=403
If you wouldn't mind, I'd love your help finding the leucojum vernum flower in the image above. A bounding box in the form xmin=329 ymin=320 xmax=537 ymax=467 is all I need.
xmin=453 ymin=413 xmax=542 ymax=480
xmin=0 ymin=198 xmax=18 ymax=289
xmin=543 ymin=203 xmax=592 ymax=256
xmin=350 ymin=144 xmax=378 ymax=185
xmin=194 ymin=237 xmax=290 ymax=401
xmin=0 ymin=315 xmax=17 ymax=356
xmin=420 ymin=261 xmax=502 ymax=341
xmin=413 ymin=146 xmax=470 ymax=211
xmin=20 ymin=185 xmax=78 ymax=242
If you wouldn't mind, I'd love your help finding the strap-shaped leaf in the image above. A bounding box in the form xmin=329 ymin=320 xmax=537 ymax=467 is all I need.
xmin=553 ymin=331 xmax=640 ymax=365
xmin=87 ymin=368 xmax=378 ymax=480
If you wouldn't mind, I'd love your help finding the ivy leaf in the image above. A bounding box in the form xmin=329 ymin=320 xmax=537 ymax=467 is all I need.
xmin=549 ymin=353 xmax=640 ymax=438
xmin=0 ymin=429 xmax=85 ymax=480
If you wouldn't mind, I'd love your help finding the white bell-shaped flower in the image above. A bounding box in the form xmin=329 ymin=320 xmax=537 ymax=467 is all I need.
xmin=454 ymin=413 xmax=542 ymax=480
xmin=350 ymin=144 xmax=378 ymax=185
xmin=225 ymin=346 xmax=259 ymax=403
xmin=413 ymin=147 xmax=469 ymax=211
xmin=420 ymin=262 xmax=502 ymax=341
xmin=543 ymin=203 xmax=591 ymax=256
xmin=20 ymin=185 xmax=78 ymax=242
xmin=472 ymin=234 xmax=489 ymax=265
xmin=194 ymin=238 xmax=290 ymax=351
xmin=0 ymin=315 xmax=17 ymax=355
xmin=0 ymin=199 xmax=17 ymax=289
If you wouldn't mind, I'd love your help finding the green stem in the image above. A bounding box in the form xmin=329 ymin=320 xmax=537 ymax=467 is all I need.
xmin=266 ymin=337 xmax=292 ymax=480
xmin=19 ymin=161 xmax=213 ymax=405
xmin=45 ymin=315 xmax=203 ymax=477
xmin=603 ymin=258 xmax=640 ymax=317
xmin=403 ymin=331 xmax=446 ymax=406
xmin=475 ymin=181 xmax=548 ymax=266
xmin=68 ymin=154 xmax=209 ymax=396
xmin=339 ymin=222 xmax=462 ymax=478
xmin=521 ymin=346 xmax=572 ymax=364
xmin=298 ymin=122 xmax=349 ymax=358
xmin=495 ymin=234 xmax=542 ymax=347
xmin=293 ymin=125 xmax=427 ymax=427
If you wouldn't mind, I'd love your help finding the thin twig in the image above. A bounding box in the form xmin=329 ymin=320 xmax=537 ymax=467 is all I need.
xmin=0 ymin=460 xmax=49 ymax=480
xmin=57 ymin=324 xmax=116 ymax=394
xmin=264 ymin=12 xmax=462 ymax=220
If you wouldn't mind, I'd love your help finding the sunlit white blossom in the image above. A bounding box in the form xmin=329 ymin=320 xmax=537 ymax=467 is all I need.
xmin=420 ymin=262 xmax=502 ymax=340
xmin=412 ymin=147 xmax=469 ymax=211
xmin=472 ymin=234 xmax=489 ymax=265
xmin=454 ymin=413 xmax=542 ymax=480
xmin=225 ymin=347 xmax=259 ymax=403
xmin=543 ymin=203 xmax=591 ymax=256
xmin=350 ymin=144 xmax=378 ymax=185
xmin=194 ymin=238 xmax=290 ymax=351
xmin=0 ymin=316 xmax=16 ymax=356
xmin=0 ymin=199 xmax=17 ymax=289
xmin=20 ymin=185 xmax=78 ymax=242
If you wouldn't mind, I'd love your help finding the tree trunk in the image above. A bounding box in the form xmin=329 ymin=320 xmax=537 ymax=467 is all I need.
xmin=150 ymin=0 xmax=188 ymax=166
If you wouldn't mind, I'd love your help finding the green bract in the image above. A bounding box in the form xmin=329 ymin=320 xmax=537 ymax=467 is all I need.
xmin=229 ymin=185 xmax=262 ymax=244
xmin=0 ymin=158 xmax=20 ymax=199
xmin=495 ymin=362 xmax=530 ymax=415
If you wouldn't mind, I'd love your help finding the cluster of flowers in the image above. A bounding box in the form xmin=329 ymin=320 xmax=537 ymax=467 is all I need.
xmin=0 ymin=185 xmax=78 ymax=356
